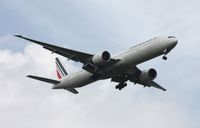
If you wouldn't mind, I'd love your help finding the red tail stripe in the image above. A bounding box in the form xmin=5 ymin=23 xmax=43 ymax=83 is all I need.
xmin=56 ymin=70 xmax=62 ymax=79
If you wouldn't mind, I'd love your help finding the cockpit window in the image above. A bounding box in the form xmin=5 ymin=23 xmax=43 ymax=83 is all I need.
xmin=168 ymin=36 xmax=175 ymax=38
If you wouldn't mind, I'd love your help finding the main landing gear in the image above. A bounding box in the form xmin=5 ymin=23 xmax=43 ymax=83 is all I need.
xmin=115 ymin=83 xmax=127 ymax=90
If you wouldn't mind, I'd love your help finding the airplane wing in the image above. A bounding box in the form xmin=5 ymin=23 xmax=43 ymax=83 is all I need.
xmin=143 ymin=81 xmax=166 ymax=91
xmin=15 ymin=35 xmax=93 ymax=64
xmin=127 ymin=66 xmax=166 ymax=91
xmin=15 ymin=35 xmax=121 ymax=73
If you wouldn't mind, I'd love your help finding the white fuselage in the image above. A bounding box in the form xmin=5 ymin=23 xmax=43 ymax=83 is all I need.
xmin=56 ymin=36 xmax=177 ymax=89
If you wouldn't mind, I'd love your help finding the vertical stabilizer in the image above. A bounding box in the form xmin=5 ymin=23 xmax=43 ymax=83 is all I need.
xmin=55 ymin=58 xmax=68 ymax=79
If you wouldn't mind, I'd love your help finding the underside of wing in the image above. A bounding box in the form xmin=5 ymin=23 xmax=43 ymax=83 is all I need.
xmin=143 ymin=81 xmax=166 ymax=91
xmin=15 ymin=35 xmax=120 ymax=71
xmin=126 ymin=66 xmax=166 ymax=91
xmin=15 ymin=35 xmax=93 ymax=64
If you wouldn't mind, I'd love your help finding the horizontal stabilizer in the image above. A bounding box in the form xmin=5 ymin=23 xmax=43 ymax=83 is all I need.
xmin=27 ymin=75 xmax=60 ymax=84
xmin=65 ymin=88 xmax=79 ymax=94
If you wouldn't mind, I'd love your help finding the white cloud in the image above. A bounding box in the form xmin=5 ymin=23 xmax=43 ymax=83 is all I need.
xmin=1 ymin=0 xmax=200 ymax=128
xmin=0 ymin=44 xmax=199 ymax=128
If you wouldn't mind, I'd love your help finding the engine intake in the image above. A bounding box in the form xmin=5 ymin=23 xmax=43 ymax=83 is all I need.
xmin=92 ymin=51 xmax=111 ymax=66
xmin=139 ymin=68 xmax=157 ymax=83
xmin=102 ymin=51 xmax=110 ymax=61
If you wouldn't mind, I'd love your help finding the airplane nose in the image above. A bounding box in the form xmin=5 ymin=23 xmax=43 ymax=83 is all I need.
xmin=171 ymin=38 xmax=178 ymax=46
xmin=168 ymin=36 xmax=178 ymax=47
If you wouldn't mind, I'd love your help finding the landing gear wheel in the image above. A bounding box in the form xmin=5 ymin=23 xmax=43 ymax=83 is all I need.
xmin=115 ymin=85 xmax=119 ymax=89
xmin=115 ymin=83 xmax=127 ymax=90
xmin=162 ymin=56 xmax=167 ymax=60
xmin=124 ymin=83 xmax=127 ymax=87
xmin=115 ymin=84 xmax=121 ymax=90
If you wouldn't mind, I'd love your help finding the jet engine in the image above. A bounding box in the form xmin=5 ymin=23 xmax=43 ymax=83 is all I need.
xmin=139 ymin=68 xmax=157 ymax=83
xmin=92 ymin=51 xmax=111 ymax=66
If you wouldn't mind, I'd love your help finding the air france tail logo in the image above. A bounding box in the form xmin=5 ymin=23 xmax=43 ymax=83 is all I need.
xmin=55 ymin=58 xmax=68 ymax=79
xmin=56 ymin=69 xmax=62 ymax=79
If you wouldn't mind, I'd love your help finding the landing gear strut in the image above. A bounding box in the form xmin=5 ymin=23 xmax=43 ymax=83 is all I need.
xmin=115 ymin=83 xmax=127 ymax=90
xmin=162 ymin=49 xmax=170 ymax=60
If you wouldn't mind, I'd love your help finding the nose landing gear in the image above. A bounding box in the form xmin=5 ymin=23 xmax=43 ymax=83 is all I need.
xmin=162 ymin=55 xmax=167 ymax=60
xmin=162 ymin=49 xmax=170 ymax=60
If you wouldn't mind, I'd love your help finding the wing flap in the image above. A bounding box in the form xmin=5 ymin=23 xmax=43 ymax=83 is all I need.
xmin=82 ymin=62 xmax=97 ymax=73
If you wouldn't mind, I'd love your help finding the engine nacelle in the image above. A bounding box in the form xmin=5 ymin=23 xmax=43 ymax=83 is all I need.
xmin=139 ymin=68 xmax=157 ymax=83
xmin=92 ymin=51 xmax=111 ymax=66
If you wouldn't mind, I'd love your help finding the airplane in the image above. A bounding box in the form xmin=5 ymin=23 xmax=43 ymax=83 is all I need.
xmin=15 ymin=35 xmax=178 ymax=94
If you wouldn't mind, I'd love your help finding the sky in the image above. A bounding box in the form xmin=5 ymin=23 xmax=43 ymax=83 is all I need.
xmin=0 ymin=0 xmax=200 ymax=128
